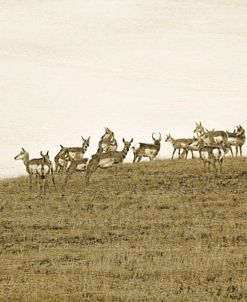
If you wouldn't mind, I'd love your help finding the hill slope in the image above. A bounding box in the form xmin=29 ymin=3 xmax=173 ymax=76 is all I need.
xmin=0 ymin=158 xmax=247 ymax=301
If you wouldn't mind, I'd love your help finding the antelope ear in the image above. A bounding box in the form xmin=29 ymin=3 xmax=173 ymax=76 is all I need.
xmin=22 ymin=147 xmax=25 ymax=151
xmin=46 ymin=151 xmax=49 ymax=156
xmin=60 ymin=144 xmax=64 ymax=149
xmin=122 ymin=138 xmax=125 ymax=143
xmin=87 ymin=136 xmax=90 ymax=141
xmin=81 ymin=136 xmax=85 ymax=141
xmin=130 ymin=138 xmax=133 ymax=143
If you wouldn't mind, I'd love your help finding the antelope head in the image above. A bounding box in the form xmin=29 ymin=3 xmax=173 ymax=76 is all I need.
xmin=14 ymin=148 xmax=28 ymax=161
xmin=165 ymin=134 xmax=172 ymax=142
xmin=122 ymin=138 xmax=134 ymax=150
xmin=40 ymin=151 xmax=51 ymax=164
xmin=152 ymin=132 xmax=162 ymax=145
xmin=236 ymin=125 xmax=245 ymax=137
xmin=194 ymin=122 xmax=204 ymax=134
xmin=81 ymin=136 xmax=90 ymax=153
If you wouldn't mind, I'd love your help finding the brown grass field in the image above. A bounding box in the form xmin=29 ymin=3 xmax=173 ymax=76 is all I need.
xmin=0 ymin=158 xmax=247 ymax=301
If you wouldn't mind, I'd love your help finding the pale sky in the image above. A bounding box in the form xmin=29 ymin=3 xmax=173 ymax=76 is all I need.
xmin=1 ymin=0 xmax=247 ymax=177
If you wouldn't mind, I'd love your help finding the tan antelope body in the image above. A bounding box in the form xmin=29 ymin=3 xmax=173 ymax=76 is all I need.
xmin=194 ymin=122 xmax=229 ymax=145
xmin=132 ymin=133 xmax=161 ymax=162
xmin=182 ymin=139 xmax=201 ymax=159
xmin=54 ymin=136 xmax=90 ymax=173
xmin=62 ymin=137 xmax=90 ymax=186
xmin=165 ymin=134 xmax=196 ymax=159
xmin=196 ymin=139 xmax=228 ymax=173
xmin=54 ymin=146 xmax=69 ymax=173
xmin=85 ymin=138 xmax=133 ymax=185
xmin=14 ymin=148 xmax=55 ymax=192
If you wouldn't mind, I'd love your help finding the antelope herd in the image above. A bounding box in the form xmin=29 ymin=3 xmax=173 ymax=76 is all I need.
xmin=14 ymin=123 xmax=246 ymax=193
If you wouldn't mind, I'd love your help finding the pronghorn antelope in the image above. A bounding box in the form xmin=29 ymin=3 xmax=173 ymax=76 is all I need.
xmin=132 ymin=133 xmax=161 ymax=162
xmin=97 ymin=127 xmax=118 ymax=153
xmin=194 ymin=122 xmax=230 ymax=147
xmin=37 ymin=151 xmax=56 ymax=194
xmin=196 ymin=139 xmax=228 ymax=173
xmin=180 ymin=138 xmax=201 ymax=159
xmin=67 ymin=158 xmax=89 ymax=172
xmin=63 ymin=157 xmax=89 ymax=187
xmin=85 ymin=138 xmax=133 ymax=185
xmin=54 ymin=145 xmax=69 ymax=173
xmin=226 ymin=125 xmax=245 ymax=157
xmin=165 ymin=134 xmax=196 ymax=159
xmin=55 ymin=136 xmax=90 ymax=173
xmin=14 ymin=148 xmax=55 ymax=191
xmin=62 ymin=137 xmax=90 ymax=186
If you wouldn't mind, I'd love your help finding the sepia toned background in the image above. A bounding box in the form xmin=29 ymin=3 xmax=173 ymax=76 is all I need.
xmin=1 ymin=0 xmax=247 ymax=177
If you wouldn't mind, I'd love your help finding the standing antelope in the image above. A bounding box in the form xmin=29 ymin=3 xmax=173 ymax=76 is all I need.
xmin=226 ymin=125 xmax=245 ymax=157
xmin=54 ymin=145 xmax=69 ymax=173
xmin=194 ymin=122 xmax=230 ymax=147
xmin=85 ymin=138 xmax=133 ymax=185
xmin=165 ymin=134 xmax=196 ymax=159
xmin=62 ymin=136 xmax=90 ymax=186
xmin=37 ymin=151 xmax=56 ymax=194
xmin=55 ymin=136 xmax=90 ymax=173
xmin=196 ymin=139 xmax=228 ymax=173
xmin=97 ymin=127 xmax=118 ymax=153
xmin=14 ymin=148 xmax=55 ymax=191
xmin=181 ymin=138 xmax=202 ymax=159
xmin=132 ymin=133 xmax=161 ymax=162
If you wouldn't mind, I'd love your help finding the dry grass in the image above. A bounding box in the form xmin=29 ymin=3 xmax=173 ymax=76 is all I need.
xmin=0 ymin=158 xmax=247 ymax=301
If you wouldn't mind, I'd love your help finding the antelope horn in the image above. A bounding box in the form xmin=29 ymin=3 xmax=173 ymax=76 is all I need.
xmin=152 ymin=133 xmax=156 ymax=140
xmin=158 ymin=132 xmax=162 ymax=140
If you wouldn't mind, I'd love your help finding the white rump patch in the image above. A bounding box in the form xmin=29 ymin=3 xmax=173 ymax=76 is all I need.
xmin=37 ymin=165 xmax=49 ymax=176
xmin=212 ymin=149 xmax=221 ymax=158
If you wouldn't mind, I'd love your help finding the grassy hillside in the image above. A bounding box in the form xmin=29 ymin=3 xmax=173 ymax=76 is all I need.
xmin=0 ymin=158 xmax=247 ymax=301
